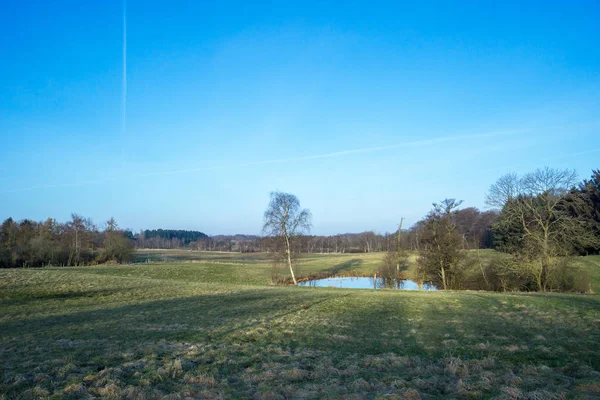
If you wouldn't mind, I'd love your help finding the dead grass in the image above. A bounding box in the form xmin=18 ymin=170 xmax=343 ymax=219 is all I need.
xmin=1 ymin=255 xmax=599 ymax=399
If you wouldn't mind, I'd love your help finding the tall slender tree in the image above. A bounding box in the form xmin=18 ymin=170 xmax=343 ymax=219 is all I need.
xmin=262 ymin=192 xmax=312 ymax=285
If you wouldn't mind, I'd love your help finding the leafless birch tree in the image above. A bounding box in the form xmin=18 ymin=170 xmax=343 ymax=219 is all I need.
xmin=262 ymin=192 xmax=312 ymax=285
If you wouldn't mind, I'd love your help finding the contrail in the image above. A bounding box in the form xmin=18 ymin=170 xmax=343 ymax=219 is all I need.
xmin=121 ymin=0 xmax=127 ymax=162
xmin=133 ymin=128 xmax=528 ymax=178
xmin=3 ymin=129 xmax=526 ymax=193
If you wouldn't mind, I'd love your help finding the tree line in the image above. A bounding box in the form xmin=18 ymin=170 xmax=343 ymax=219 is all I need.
xmin=263 ymin=168 xmax=599 ymax=292
xmin=135 ymin=229 xmax=208 ymax=248
xmin=256 ymin=207 xmax=497 ymax=255
xmin=128 ymin=208 xmax=500 ymax=254
xmin=0 ymin=215 xmax=133 ymax=268
xmin=3 ymin=167 xmax=598 ymax=291
xmin=130 ymin=211 xmax=497 ymax=254
xmin=380 ymin=168 xmax=600 ymax=292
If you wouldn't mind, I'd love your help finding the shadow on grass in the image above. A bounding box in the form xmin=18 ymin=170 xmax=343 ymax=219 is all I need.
xmin=1 ymin=288 xmax=143 ymax=306
xmin=3 ymin=286 xmax=598 ymax=369
xmin=295 ymin=259 xmax=366 ymax=283
xmin=418 ymin=291 xmax=600 ymax=370
xmin=327 ymin=258 xmax=364 ymax=276
xmin=0 ymin=289 xmax=345 ymax=344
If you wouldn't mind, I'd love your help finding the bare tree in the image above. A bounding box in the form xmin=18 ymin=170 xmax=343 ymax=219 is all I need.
xmin=67 ymin=213 xmax=95 ymax=266
xmin=101 ymin=218 xmax=134 ymax=264
xmin=485 ymin=172 xmax=521 ymax=208
xmin=105 ymin=217 xmax=118 ymax=232
xmin=486 ymin=167 xmax=587 ymax=291
xmin=262 ymin=191 xmax=312 ymax=285
xmin=361 ymin=231 xmax=375 ymax=253
xmin=394 ymin=219 xmax=407 ymax=273
xmin=378 ymin=218 xmax=410 ymax=288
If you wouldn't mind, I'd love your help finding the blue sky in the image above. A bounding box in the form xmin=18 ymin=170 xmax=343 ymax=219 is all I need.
xmin=1 ymin=1 xmax=599 ymax=235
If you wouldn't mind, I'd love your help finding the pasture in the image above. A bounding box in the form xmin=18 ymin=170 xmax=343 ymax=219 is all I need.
xmin=1 ymin=251 xmax=599 ymax=399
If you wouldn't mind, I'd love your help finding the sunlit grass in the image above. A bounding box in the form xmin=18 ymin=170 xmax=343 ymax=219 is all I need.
xmin=1 ymin=251 xmax=599 ymax=398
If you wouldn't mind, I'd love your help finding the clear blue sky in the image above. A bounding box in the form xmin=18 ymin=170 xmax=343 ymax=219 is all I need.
xmin=1 ymin=1 xmax=599 ymax=235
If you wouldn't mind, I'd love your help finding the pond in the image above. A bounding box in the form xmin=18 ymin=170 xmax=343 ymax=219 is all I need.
xmin=298 ymin=276 xmax=437 ymax=290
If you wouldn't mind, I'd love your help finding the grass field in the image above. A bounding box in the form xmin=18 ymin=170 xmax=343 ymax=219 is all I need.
xmin=1 ymin=251 xmax=599 ymax=399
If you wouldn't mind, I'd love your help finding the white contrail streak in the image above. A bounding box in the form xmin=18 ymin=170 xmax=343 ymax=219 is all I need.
xmin=133 ymin=128 xmax=528 ymax=178
xmin=121 ymin=0 xmax=127 ymax=162
xmin=3 ymin=129 xmax=527 ymax=193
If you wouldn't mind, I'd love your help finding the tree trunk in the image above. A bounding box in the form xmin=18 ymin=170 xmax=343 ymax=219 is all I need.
xmin=440 ymin=266 xmax=447 ymax=290
xmin=396 ymin=219 xmax=404 ymax=275
xmin=284 ymin=234 xmax=297 ymax=285
xmin=540 ymin=229 xmax=550 ymax=291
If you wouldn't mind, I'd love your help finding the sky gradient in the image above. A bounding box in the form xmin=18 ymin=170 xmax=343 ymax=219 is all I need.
xmin=1 ymin=1 xmax=599 ymax=235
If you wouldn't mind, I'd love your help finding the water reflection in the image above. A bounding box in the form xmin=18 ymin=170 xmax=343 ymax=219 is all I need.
xmin=298 ymin=276 xmax=437 ymax=290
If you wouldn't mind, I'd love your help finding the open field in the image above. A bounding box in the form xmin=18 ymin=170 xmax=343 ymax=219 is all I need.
xmin=1 ymin=252 xmax=599 ymax=399
xmin=131 ymin=250 xmax=388 ymax=283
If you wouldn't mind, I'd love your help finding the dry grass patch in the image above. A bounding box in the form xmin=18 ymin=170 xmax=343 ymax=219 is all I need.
xmin=1 ymin=260 xmax=599 ymax=399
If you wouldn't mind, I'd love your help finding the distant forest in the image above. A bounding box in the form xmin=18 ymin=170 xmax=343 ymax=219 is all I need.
xmin=1 ymin=169 xmax=598 ymax=269
xmin=132 ymin=209 xmax=495 ymax=253
xmin=137 ymin=229 xmax=208 ymax=248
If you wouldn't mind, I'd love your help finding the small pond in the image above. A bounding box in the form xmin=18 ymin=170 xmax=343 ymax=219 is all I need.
xmin=298 ymin=276 xmax=437 ymax=290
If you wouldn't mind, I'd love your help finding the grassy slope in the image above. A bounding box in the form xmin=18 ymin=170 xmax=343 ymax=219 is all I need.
xmin=1 ymin=252 xmax=599 ymax=399
xmin=576 ymin=255 xmax=600 ymax=292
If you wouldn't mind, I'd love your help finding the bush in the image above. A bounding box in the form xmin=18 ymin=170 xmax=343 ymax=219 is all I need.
xmin=547 ymin=258 xmax=592 ymax=293
xmin=485 ymin=256 xmax=532 ymax=292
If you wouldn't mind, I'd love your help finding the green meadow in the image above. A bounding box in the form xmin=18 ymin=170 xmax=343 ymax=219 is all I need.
xmin=1 ymin=251 xmax=599 ymax=399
